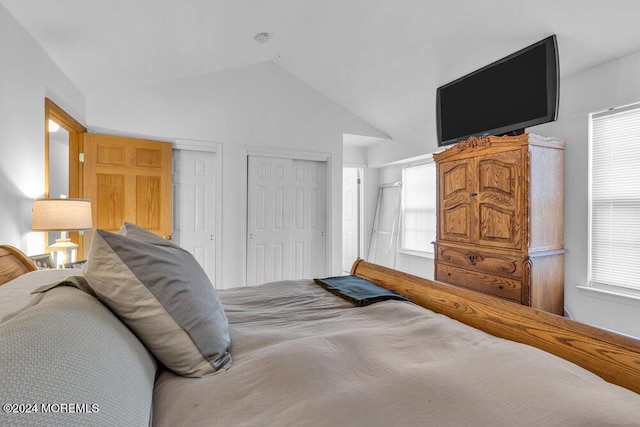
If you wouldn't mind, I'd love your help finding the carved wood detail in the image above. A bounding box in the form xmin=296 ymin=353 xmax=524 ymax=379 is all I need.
xmin=443 ymin=194 xmax=468 ymax=209
xmin=456 ymin=135 xmax=491 ymax=152
xmin=465 ymin=252 xmax=484 ymax=266
xmin=522 ymin=258 xmax=532 ymax=306
xmin=480 ymin=193 xmax=514 ymax=208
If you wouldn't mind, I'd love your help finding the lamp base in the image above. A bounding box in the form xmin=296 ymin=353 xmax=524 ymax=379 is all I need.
xmin=47 ymin=238 xmax=79 ymax=269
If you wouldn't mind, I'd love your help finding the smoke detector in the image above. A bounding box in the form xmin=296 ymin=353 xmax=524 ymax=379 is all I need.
xmin=254 ymin=32 xmax=271 ymax=44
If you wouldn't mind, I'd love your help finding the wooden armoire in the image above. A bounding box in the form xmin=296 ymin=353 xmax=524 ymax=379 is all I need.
xmin=433 ymin=133 xmax=566 ymax=315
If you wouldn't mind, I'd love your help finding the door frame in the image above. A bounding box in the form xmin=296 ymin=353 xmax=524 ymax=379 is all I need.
xmin=243 ymin=146 xmax=333 ymax=286
xmin=173 ymin=139 xmax=223 ymax=288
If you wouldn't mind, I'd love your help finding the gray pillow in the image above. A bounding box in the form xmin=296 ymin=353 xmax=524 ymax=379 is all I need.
xmin=82 ymin=223 xmax=231 ymax=377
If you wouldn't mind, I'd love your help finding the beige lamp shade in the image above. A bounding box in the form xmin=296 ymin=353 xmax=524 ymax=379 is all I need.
xmin=31 ymin=198 xmax=93 ymax=231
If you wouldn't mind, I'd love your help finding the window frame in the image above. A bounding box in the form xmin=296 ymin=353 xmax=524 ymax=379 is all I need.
xmin=586 ymin=102 xmax=640 ymax=301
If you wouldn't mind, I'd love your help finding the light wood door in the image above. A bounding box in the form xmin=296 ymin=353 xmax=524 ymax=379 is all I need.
xmin=83 ymin=134 xmax=172 ymax=239
xmin=173 ymin=149 xmax=216 ymax=285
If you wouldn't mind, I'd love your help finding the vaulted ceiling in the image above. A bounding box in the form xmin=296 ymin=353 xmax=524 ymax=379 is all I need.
xmin=3 ymin=0 xmax=640 ymax=146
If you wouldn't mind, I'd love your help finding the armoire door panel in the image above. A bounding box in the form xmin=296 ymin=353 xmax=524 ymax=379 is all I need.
xmin=443 ymin=206 xmax=470 ymax=239
xmin=442 ymin=163 xmax=471 ymax=197
xmin=478 ymin=159 xmax=515 ymax=195
xmin=479 ymin=205 xmax=515 ymax=242
xmin=476 ymin=149 xmax=522 ymax=249
xmin=439 ymin=159 xmax=473 ymax=243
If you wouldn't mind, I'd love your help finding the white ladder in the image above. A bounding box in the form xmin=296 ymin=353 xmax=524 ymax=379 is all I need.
xmin=367 ymin=182 xmax=402 ymax=268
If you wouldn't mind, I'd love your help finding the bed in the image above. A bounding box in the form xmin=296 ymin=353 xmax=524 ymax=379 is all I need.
xmin=1 ymin=241 xmax=639 ymax=426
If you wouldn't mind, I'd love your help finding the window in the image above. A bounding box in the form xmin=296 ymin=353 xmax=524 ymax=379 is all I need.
xmin=589 ymin=103 xmax=640 ymax=295
xmin=401 ymin=161 xmax=437 ymax=256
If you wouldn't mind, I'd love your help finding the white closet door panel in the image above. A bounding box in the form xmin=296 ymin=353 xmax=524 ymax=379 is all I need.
xmin=292 ymin=159 xmax=326 ymax=280
xmin=173 ymin=150 xmax=217 ymax=285
xmin=247 ymin=156 xmax=326 ymax=285
xmin=247 ymin=156 xmax=293 ymax=286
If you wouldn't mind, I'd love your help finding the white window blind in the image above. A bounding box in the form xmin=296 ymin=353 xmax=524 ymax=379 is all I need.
xmin=590 ymin=103 xmax=640 ymax=292
xmin=401 ymin=161 xmax=436 ymax=255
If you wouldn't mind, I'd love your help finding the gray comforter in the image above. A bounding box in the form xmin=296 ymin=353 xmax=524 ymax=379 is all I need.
xmin=153 ymin=279 xmax=640 ymax=426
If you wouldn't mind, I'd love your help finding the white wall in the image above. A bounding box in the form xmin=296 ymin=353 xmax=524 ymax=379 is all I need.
xmin=0 ymin=4 xmax=85 ymax=254
xmin=85 ymin=62 xmax=379 ymax=287
xmin=534 ymin=50 xmax=640 ymax=338
xmin=343 ymin=145 xmax=367 ymax=165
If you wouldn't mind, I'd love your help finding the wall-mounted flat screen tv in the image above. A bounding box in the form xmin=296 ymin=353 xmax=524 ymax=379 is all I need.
xmin=436 ymin=35 xmax=559 ymax=147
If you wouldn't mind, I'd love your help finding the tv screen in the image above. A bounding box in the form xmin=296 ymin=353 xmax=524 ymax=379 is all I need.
xmin=436 ymin=35 xmax=559 ymax=147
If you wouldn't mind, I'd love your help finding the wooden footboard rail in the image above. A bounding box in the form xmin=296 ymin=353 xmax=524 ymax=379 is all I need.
xmin=351 ymin=259 xmax=640 ymax=394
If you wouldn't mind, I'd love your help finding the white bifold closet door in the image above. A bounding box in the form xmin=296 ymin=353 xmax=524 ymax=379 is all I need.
xmin=247 ymin=155 xmax=326 ymax=286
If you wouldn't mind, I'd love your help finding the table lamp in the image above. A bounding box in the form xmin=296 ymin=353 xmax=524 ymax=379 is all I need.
xmin=31 ymin=197 xmax=93 ymax=268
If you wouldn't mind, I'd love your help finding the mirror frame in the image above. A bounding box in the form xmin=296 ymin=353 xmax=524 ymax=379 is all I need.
xmin=44 ymin=98 xmax=87 ymax=256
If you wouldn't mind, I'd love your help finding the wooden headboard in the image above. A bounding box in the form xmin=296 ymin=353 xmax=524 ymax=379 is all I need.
xmin=0 ymin=245 xmax=37 ymax=286
xmin=351 ymin=259 xmax=640 ymax=395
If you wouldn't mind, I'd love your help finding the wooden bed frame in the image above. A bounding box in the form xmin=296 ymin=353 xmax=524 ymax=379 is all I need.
xmin=351 ymin=259 xmax=640 ymax=394
xmin=0 ymin=245 xmax=37 ymax=286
